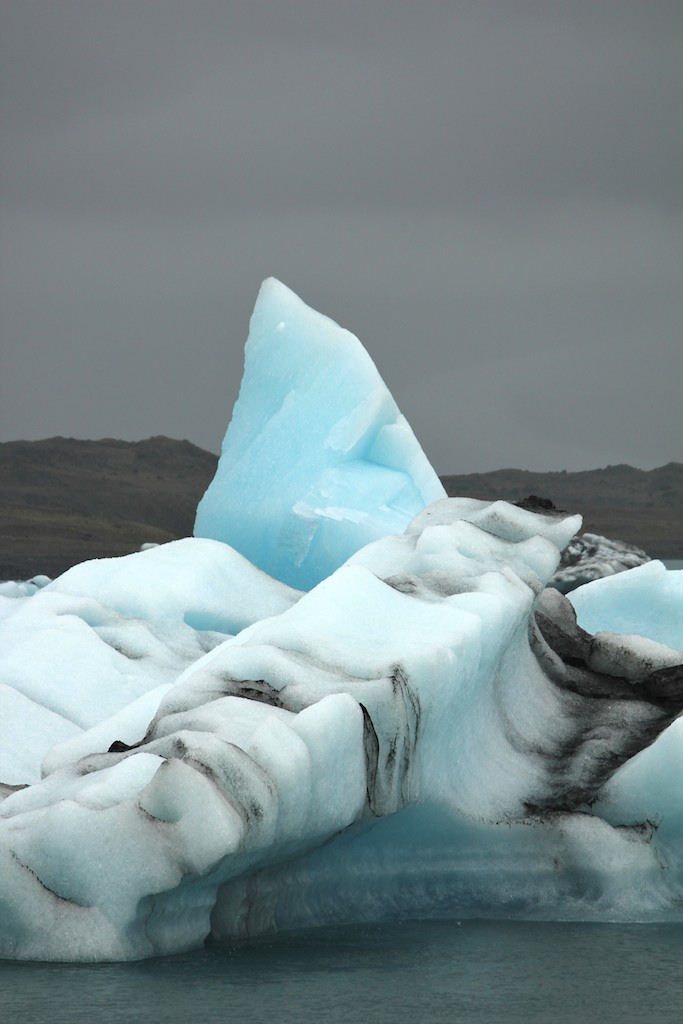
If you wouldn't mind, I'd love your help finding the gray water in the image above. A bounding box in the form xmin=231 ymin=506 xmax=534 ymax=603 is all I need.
xmin=2 ymin=920 xmax=683 ymax=1024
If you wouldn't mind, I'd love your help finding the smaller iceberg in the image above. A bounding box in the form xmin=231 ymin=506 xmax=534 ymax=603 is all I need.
xmin=194 ymin=278 xmax=445 ymax=590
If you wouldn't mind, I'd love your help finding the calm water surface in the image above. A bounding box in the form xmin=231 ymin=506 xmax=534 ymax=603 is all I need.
xmin=2 ymin=920 xmax=683 ymax=1024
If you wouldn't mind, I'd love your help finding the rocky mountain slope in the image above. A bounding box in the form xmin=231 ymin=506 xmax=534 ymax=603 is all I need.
xmin=442 ymin=464 xmax=683 ymax=559
xmin=1 ymin=437 xmax=681 ymax=580
xmin=0 ymin=437 xmax=218 ymax=580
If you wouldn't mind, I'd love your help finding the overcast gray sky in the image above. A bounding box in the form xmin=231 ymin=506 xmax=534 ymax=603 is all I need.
xmin=1 ymin=1 xmax=681 ymax=474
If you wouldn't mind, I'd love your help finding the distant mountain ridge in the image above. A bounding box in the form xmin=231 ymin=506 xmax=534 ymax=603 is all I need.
xmin=442 ymin=463 xmax=683 ymax=559
xmin=1 ymin=437 xmax=681 ymax=580
xmin=0 ymin=436 xmax=218 ymax=580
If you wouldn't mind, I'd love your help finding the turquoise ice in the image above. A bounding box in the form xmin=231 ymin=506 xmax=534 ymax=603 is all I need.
xmin=194 ymin=278 xmax=445 ymax=590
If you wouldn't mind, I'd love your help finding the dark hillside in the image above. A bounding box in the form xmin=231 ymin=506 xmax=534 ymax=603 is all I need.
xmin=0 ymin=437 xmax=218 ymax=579
xmin=442 ymin=463 xmax=683 ymax=558
xmin=1 ymin=438 xmax=681 ymax=580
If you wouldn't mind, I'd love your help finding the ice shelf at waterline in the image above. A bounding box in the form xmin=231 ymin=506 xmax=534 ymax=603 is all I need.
xmin=0 ymin=281 xmax=682 ymax=962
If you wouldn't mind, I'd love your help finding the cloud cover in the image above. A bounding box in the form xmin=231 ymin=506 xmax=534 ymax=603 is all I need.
xmin=1 ymin=1 xmax=681 ymax=472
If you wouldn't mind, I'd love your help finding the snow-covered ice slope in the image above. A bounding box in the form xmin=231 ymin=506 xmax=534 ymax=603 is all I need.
xmin=0 ymin=538 xmax=300 ymax=785
xmin=194 ymin=278 xmax=445 ymax=590
xmin=0 ymin=280 xmax=682 ymax=962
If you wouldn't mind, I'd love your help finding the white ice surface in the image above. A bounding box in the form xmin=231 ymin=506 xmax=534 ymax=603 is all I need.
xmin=0 ymin=537 xmax=300 ymax=784
xmin=1 ymin=280 xmax=681 ymax=962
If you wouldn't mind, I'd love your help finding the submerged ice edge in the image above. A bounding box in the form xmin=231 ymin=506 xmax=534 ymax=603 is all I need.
xmin=0 ymin=279 xmax=682 ymax=962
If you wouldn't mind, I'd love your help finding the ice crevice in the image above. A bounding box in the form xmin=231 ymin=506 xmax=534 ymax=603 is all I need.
xmin=0 ymin=279 xmax=681 ymax=961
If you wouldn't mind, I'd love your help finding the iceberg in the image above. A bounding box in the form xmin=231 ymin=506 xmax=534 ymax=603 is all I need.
xmin=0 ymin=281 xmax=682 ymax=962
xmin=194 ymin=278 xmax=446 ymax=590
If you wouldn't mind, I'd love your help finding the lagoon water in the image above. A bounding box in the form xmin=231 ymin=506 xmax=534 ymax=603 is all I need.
xmin=2 ymin=920 xmax=683 ymax=1024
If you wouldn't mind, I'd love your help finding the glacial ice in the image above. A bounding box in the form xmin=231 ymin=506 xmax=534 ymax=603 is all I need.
xmin=0 ymin=538 xmax=300 ymax=785
xmin=194 ymin=278 xmax=446 ymax=590
xmin=0 ymin=281 xmax=682 ymax=962
xmin=551 ymin=532 xmax=650 ymax=593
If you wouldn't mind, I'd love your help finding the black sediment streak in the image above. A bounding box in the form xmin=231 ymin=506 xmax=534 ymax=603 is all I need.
xmin=526 ymin=589 xmax=683 ymax=812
